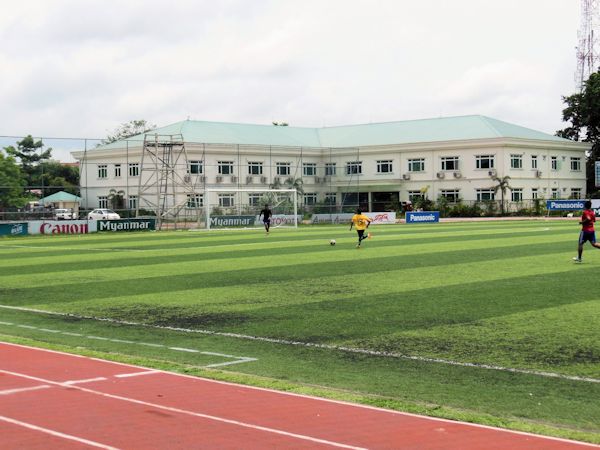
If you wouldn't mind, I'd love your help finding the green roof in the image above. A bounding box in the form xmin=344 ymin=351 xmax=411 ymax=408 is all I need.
xmin=39 ymin=191 xmax=81 ymax=204
xmin=97 ymin=115 xmax=573 ymax=150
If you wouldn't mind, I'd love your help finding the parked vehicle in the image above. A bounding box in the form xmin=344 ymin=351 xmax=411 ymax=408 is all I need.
xmin=54 ymin=208 xmax=76 ymax=220
xmin=87 ymin=209 xmax=120 ymax=220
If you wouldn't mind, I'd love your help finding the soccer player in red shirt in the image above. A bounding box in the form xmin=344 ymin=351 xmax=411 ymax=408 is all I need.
xmin=573 ymin=200 xmax=600 ymax=263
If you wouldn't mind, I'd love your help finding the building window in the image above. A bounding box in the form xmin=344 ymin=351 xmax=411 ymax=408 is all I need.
xmin=551 ymin=156 xmax=558 ymax=171
xmin=531 ymin=155 xmax=538 ymax=169
xmin=129 ymin=163 xmax=139 ymax=177
xmin=570 ymin=157 xmax=581 ymax=172
xmin=511 ymin=188 xmax=523 ymax=202
xmin=114 ymin=164 xmax=121 ymax=178
xmin=475 ymin=155 xmax=495 ymax=169
xmin=408 ymin=158 xmax=425 ymax=172
xmin=276 ymin=162 xmax=291 ymax=176
xmin=324 ymin=192 xmax=337 ymax=204
xmin=531 ymin=188 xmax=538 ymax=200
xmin=570 ymin=188 xmax=582 ymax=199
xmin=325 ymin=163 xmax=337 ymax=176
xmin=346 ymin=161 xmax=362 ymax=175
xmin=186 ymin=194 xmax=203 ymax=208
xmin=376 ymin=160 xmax=393 ymax=173
xmin=303 ymin=193 xmax=318 ymax=205
xmin=476 ymin=189 xmax=495 ymax=201
xmin=440 ymin=189 xmax=460 ymax=202
xmin=128 ymin=195 xmax=137 ymax=210
xmin=303 ymin=163 xmax=317 ymax=176
xmin=408 ymin=190 xmax=424 ymax=201
xmin=188 ymin=160 xmax=203 ymax=174
xmin=218 ymin=194 xmax=234 ymax=207
xmin=441 ymin=156 xmax=459 ymax=171
xmin=510 ymin=154 xmax=523 ymax=169
xmin=248 ymin=193 xmax=261 ymax=206
xmin=98 ymin=164 xmax=107 ymax=179
xmin=98 ymin=196 xmax=108 ymax=208
xmin=551 ymin=188 xmax=559 ymax=199
xmin=218 ymin=161 xmax=234 ymax=175
xmin=248 ymin=162 xmax=263 ymax=175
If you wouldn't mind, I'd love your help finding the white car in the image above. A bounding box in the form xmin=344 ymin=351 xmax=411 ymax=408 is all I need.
xmin=54 ymin=208 xmax=76 ymax=220
xmin=87 ymin=209 xmax=120 ymax=220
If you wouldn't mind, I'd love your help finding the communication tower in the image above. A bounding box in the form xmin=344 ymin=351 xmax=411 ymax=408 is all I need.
xmin=576 ymin=0 xmax=600 ymax=89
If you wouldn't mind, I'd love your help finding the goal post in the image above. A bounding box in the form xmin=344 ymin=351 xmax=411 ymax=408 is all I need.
xmin=204 ymin=187 xmax=298 ymax=230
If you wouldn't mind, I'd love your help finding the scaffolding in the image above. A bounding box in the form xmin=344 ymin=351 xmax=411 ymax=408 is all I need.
xmin=136 ymin=133 xmax=200 ymax=229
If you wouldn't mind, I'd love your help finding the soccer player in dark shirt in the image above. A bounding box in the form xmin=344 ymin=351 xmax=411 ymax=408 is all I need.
xmin=573 ymin=200 xmax=600 ymax=263
xmin=258 ymin=205 xmax=272 ymax=234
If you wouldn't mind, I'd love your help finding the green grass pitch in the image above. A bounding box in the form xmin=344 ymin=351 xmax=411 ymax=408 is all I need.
xmin=1 ymin=220 xmax=599 ymax=443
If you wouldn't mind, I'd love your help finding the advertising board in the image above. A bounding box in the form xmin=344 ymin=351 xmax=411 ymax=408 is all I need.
xmin=405 ymin=211 xmax=440 ymax=223
xmin=0 ymin=223 xmax=28 ymax=236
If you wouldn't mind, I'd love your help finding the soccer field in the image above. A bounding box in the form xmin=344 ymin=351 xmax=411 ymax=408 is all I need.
xmin=1 ymin=220 xmax=599 ymax=443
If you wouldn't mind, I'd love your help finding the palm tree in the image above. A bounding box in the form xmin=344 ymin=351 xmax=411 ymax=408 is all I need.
xmin=491 ymin=175 xmax=511 ymax=215
xmin=107 ymin=188 xmax=125 ymax=210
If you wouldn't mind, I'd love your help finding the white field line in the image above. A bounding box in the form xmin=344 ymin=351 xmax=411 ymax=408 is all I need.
xmin=0 ymin=414 xmax=120 ymax=450
xmin=0 ymin=244 xmax=148 ymax=252
xmin=1 ymin=304 xmax=598 ymax=384
xmin=0 ymin=305 xmax=256 ymax=368
xmin=0 ymin=368 xmax=366 ymax=450
xmin=114 ymin=370 xmax=159 ymax=378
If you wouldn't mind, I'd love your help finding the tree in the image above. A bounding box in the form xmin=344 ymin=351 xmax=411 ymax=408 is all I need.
xmin=39 ymin=161 xmax=79 ymax=196
xmin=557 ymin=70 xmax=600 ymax=196
xmin=107 ymin=188 xmax=126 ymax=210
xmin=100 ymin=120 xmax=157 ymax=146
xmin=491 ymin=175 xmax=512 ymax=215
xmin=0 ymin=150 xmax=28 ymax=208
xmin=4 ymin=135 xmax=52 ymax=188
xmin=272 ymin=122 xmax=289 ymax=126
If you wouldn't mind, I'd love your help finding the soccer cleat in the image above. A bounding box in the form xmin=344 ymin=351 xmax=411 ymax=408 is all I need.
xmin=356 ymin=244 xmax=361 ymax=249
xmin=367 ymin=232 xmax=372 ymax=239
xmin=572 ymin=257 xmax=582 ymax=263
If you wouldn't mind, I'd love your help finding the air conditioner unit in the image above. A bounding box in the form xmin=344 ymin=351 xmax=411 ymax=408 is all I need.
xmin=436 ymin=172 xmax=445 ymax=179
xmin=314 ymin=177 xmax=321 ymax=184
xmin=260 ymin=176 xmax=267 ymax=183
xmin=488 ymin=170 xmax=496 ymax=177
xmin=199 ymin=175 xmax=206 ymax=182
xmin=183 ymin=175 xmax=191 ymax=183
xmin=246 ymin=176 xmax=253 ymax=184
xmin=273 ymin=177 xmax=281 ymax=184
xmin=453 ymin=171 xmax=462 ymax=178
xmin=535 ymin=170 xmax=542 ymax=178
xmin=402 ymin=173 xmax=410 ymax=180
xmin=231 ymin=176 xmax=238 ymax=183
xmin=216 ymin=176 xmax=223 ymax=183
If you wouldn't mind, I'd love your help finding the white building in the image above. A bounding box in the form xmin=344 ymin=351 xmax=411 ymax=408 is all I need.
xmin=72 ymin=115 xmax=590 ymax=213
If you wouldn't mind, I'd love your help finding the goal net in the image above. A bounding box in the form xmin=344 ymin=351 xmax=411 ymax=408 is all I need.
xmin=204 ymin=188 xmax=298 ymax=230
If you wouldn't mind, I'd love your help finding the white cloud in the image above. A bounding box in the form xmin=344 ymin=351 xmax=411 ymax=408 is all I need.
xmin=0 ymin=0 xmax=583 ymax=161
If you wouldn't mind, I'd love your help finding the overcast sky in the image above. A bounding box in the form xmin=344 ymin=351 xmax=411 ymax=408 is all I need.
xmin=0 ymin=0 xmax=584 ymax=161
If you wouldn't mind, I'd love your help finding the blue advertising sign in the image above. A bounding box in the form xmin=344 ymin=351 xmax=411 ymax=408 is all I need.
xmin=0 ymin=223 xmax=28 ymax=236
xmin=596 ymin=161 xmax=600 ymax=188
xmin=546 ymin=200 xmax=586 ymax=210
xmin=405 ymin=211 xmax=440 ymax=223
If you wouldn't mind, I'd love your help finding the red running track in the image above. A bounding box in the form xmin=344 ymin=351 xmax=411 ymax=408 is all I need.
xmin=0 ymin=342 xmax=597 ymax=449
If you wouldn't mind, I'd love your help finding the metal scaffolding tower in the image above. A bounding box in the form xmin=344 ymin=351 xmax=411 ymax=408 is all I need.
xmin=136 ymin=133 xmax=197 ymax=230
xmin=576 ymin=0 xmax=600 ymax=89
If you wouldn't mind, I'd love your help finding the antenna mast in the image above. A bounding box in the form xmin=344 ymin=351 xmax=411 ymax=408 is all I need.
xmin=576 ymin=0 xmax=600 ymax=89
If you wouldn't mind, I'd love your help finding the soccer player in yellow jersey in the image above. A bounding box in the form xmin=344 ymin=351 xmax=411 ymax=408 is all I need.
xmin=349 ymin=208 xmax=372 ymax=248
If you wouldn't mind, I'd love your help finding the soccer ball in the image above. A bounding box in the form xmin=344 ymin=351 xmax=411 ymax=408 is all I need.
xmin=330 ymin=239 xmax=336 ymax=246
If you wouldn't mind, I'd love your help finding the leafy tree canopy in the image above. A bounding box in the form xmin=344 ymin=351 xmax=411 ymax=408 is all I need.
xmin=0 ymin=150 xmax=28 ymax=208
xmin=557 ymin=70 xmax=600 ymax=196
xmin=100 ymin=120 xmax=157 ymax=146
xmin=4 ymin=135 xmax=52 ymax=177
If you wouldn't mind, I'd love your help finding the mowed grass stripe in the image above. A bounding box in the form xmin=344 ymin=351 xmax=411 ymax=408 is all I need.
xmin=0 ymin=223 xmax=576 ymax=279
xmin=0 ymin=233 xmax=578 ymax=292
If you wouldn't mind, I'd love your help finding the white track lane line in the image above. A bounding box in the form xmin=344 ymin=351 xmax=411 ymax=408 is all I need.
xmin=0 ymin=385 xmax=51 ymax=396
xmin=0 ymin=414 xmax=120 ymax=450
xmin=0 ymin=368 xmax=366 ymax=450
xmin=114 ymin=371 xmax=159 ymax=378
